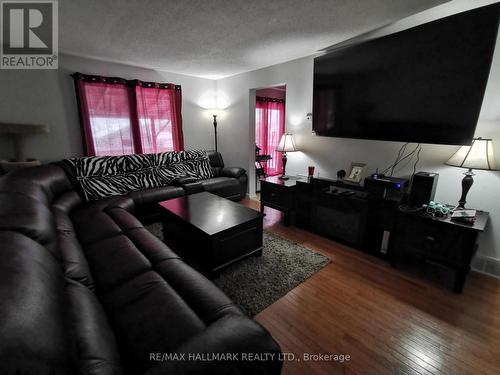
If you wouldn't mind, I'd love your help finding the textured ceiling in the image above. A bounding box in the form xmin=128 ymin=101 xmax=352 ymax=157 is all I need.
xmin=60 ymin=0 xmax=448 ymax=79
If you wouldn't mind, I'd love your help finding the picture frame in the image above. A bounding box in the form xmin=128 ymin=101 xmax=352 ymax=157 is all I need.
xmin=344 ymin=162 xmax=366 ymax=184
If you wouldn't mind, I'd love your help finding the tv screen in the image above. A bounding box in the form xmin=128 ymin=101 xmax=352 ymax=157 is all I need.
xmin=313 ymin=4 xmax=499 ymax=145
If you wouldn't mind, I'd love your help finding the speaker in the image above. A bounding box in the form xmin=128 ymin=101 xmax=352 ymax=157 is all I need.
xmin=409 ymin=172 xmax=439 ymax=208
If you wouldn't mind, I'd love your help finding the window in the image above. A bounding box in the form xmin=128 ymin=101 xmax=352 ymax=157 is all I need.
xmin=255 ymin=96 xmax=285 ymax=176
xmin=135 ymin=85 xmax=181 ymax=154
xmin=73 ymin=73 xmax=183 ymax=156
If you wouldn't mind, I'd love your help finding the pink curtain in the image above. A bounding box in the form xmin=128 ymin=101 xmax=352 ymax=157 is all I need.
xmin=255 ymin=97 xmax=285 ymax=176
xmin=73 ymin=73 xmax=183 ymax=156
xmin=75 ymin=79 xmax=135 ymax=156
xmin=135 ymin=84 xmax=184 ymax=153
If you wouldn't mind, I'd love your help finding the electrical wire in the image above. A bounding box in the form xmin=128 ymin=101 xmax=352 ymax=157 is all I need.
xmin=412 ymin=145 xmax=422 ymax=178
xmin=391 ymin=143 xmax=408 ymax=176
xmin=381 ymin=142 xmax=408 ymax=175
xmin=394 ymin=143 xmax=421 ymax=173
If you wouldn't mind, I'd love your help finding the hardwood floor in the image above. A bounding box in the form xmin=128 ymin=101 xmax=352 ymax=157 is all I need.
xmin=241 ymin=197 xmax=500 ymax=375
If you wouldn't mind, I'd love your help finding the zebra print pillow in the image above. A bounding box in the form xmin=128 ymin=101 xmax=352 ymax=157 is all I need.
xmin=152 ymin=150 xmax=214 ymax=181
xmin=66 ymin=150 xmax=214 ymax=201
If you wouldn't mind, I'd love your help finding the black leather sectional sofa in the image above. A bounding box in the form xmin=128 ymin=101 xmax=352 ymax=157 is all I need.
xmin=0 ymin=152 xmax=281 ymax=375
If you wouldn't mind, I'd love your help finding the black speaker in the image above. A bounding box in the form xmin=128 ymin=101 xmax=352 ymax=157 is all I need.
xmin=409 ymin=172 xmax=439 ymax=208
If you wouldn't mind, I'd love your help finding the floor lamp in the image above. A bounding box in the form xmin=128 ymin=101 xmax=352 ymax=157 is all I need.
xmin=210 ymin=109 xmax=220 ymax=152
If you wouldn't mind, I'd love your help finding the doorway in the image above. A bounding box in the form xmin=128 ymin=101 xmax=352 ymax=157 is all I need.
xmin=254 ymin=85 xmax=286 ymax=192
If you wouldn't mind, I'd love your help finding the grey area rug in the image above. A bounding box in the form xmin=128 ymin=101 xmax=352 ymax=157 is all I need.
xmin=146 ymin=223 xmax=330 ymax=316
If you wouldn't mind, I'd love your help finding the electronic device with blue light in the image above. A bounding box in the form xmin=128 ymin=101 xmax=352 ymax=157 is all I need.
xmin=364 ymin=174 xmax=409 ymax=191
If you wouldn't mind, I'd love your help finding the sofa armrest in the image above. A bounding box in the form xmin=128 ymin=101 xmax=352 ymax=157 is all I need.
xmin=170 ymin=176 xmax=199 ymax=186
xmin=182 ymin=182 xmax=205 ymax=195
xmin=220 ymin=167 xmax=246 ymax=179
xmin=142 ymin=314 xmax=282 ymax=375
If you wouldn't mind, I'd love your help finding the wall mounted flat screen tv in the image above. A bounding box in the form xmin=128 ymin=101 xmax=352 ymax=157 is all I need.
xmin=313 ymin=4 xmax=499 ymax=145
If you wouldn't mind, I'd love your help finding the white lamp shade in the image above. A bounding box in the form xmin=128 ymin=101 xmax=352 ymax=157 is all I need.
xmin=445 ymin=138 xmax=498 ymax=171
xmin=276 ymin=133 xmax=297 ymax=152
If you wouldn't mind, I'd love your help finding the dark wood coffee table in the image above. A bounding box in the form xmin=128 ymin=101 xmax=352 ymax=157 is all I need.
xmin=158 ymin=192 xmax=264 ymax=278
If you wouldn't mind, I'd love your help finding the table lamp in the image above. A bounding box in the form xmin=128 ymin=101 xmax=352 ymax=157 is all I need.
xmin=445 ymin=137 xmax=498 ymax=208
xmin=276 ymin=133 xmax=297 ymax=180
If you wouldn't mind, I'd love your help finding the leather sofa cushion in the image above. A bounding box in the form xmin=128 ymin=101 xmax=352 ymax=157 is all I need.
xmin=127 ymin=186 xmax=185 ymax=206
xmin=77 ymin=207 xmax=262 ymax=374
xmin=0 ymin=165 xmax=73 ymax=207
xmin=154 ymin=259 xmax=239 ymax=324
xmin=0 ymin=232 xmax=73 ymax=375
xmin=74 ymin=210 xmax=124 ymax=246
xmin=0 ymin=192 xmax=57 ymax=255
xmin=101 ymin=270 xmax=207 ymax=373
xmin=171 ymin=176 xmax=199 ymax=185
xmin=72 ymin=196 xmax=135 ymax=246
xmin=143 ymin=314 xmax=283 ymax=375
xmin=58 ymin=233 xmax=95 ymax=290
xmin=105 ymin=206 xmax=144 ymax=231
xmin=182 ymin=181 xmax=205 ymax=195
xmin=53 ymin=207 xmax=77 ymax=235
xmin=207 ymin=151 xmax=225 ymax=168
xmin=119 ymin=226 xmax=179 ymax=264
xmin=66 ymin=279 xmax=123 ymax=375
xmin=220 ymin=167 xmax=246 ymax=178
xmin=128 ymin=186 xmax=185 ymax=222
xmin=201 ymin=177 xmax=241 ymax=198
xmin=52 ymin=200 xmax=96 ymax=289
xmin=0 ymin=176 xmax=50 ymax=203
xmin=85 ymin=234 xmax=152 ymax=293
xmin=52 ymin=190 xmax=83 ymax=214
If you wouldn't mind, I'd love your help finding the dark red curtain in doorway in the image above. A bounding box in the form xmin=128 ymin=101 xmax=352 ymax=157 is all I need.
xmin=255 ymin=96 xmax=285 ymax=176
xmin=72 ymin=73 xmax=184 ymax=156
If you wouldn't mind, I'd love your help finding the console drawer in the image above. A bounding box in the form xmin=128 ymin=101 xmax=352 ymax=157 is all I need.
xmin=261 ymin=182 xmax=291 ymax=209
xmin=394 ymin=216 xmax=471 ymax=263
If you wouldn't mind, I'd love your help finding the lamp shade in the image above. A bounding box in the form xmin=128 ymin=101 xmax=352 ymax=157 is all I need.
xmin=276 ymin=133 xmax=297 ymax=152
xmin=445 ymin=137 xmax=498 ymax=171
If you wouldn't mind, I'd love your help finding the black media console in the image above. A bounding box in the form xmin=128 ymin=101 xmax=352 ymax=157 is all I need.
xmin=260 ymin=176 xmax=489 ymax=292
xmin=294 ymin=177 xmax=397 ymax=257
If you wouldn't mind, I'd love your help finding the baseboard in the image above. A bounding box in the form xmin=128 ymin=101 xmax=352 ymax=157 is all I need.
xmin=471 ymin=255 xmax=500 ymax=279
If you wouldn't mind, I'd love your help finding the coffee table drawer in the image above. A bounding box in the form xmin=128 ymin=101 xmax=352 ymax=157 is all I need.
xmin=214 ymin=221 xmax=263 ymax=269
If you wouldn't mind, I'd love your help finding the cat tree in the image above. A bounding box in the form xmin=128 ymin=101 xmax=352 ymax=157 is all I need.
xmin=0 ymin=122 xmax=49 ymax=172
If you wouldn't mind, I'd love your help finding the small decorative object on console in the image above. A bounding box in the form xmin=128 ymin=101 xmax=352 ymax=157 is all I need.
xmin=307 ymin=166 xmax=315 ymax=181
xmin=344 ymin=162 xmax=366 ymax=184
xmin=336 ymin=169 xmax=346 ymax=181
xmin=423 ymin=201 xmax=450 ymax=217
xmin=451 ymin=209 xmax=477 ymax=224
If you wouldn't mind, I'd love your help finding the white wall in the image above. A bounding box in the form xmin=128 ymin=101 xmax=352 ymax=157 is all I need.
xmin=216 ymin=34 xmax=500 ymax=262
xmin=0 ymin=54 xmax=216 ymax=162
